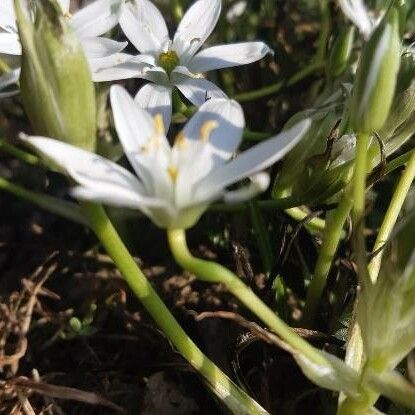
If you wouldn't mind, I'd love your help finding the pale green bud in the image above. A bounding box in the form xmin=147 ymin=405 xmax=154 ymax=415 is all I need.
xmin=358 ymin=210 xmax=415 ymax=371
xmin=15 ymin=0 xmax=96 ymax=151
xmin=350 ymin=8 xmax=401 ymax=134
xmin=327 ymin=26 xmax=355 ymax=78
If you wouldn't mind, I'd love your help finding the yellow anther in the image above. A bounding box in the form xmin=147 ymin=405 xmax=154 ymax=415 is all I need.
xmin=153 ymin=114 xmax=165 ymax=136
xmin=167 ymin=165 xmax=178 ymax=182
xmin=174 ymin=131 xmax=187 ymax=149
xmin=199 ymin=120 xmax=219 ymax=143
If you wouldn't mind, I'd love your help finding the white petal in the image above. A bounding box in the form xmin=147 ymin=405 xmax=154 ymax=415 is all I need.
xmin=195 ymin=119 xmax=311 ymax=202
xmin=172 ymin=0 xmax=221 ymax=63
xmin=181 ymin=97 xmax=244 ymax=162
xmin=0 ymin=33 xmax=21 ymax=55
xmin=172 ymin=66 xmax=227 ymax=107
xmin=70 ymin=185 xmax=164 ymax=212
xmin=57 ymin=0 xmax=70 ymax=13
xmin=20 ymin=135 xmax=160 ymax=208
xmin=174 ymin=141 xmax=214 ymax=208
xmin=223 ymin=172 xmax=270 ymax=203
xmin=89 ymin=53 xmax=153 ymax=82
xmin=80 ymin=37 xmax=127 ymax=59
xmin=0 ymin=0 xmax=17 ymax=32
xmin=70 ymin=0 xmax=123 ymax=38
xmin=0 ymin=67 xmax=20 ymax=90
xmin=141 ymin=66 xmax=169 ymax=85
xmin=135 ymin=83 xmax=172 ymax=132
xmin=187 ymin=42 xmax=272 ymax=73
xmin=110 ymin=85 xmax=171 ymax=179
xmin=0 ymin=67 xmax=20 ymax=98
xmin=338 ymin=0 xmax=374 ymax=39
xmin=119 ymin=0 xmax=169 ymax=56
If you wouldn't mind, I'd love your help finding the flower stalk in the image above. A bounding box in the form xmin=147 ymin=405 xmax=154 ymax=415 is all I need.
xmin=81 ymin=202 xmax=269 ymax=415
xmin=303 ymin=189 xmax=353 ymax=326
xmin=167 ymin=228 xmax=328 ymax=367
xmin=368 ymin=148 xmax=415 ymax=282
xmin=352 ymin=132 xmax=371 ymax=289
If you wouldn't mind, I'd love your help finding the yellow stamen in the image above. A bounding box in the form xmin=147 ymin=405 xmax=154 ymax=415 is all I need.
xmin=167 ymin=165 xmax=178 ymax=182
xmin=199 ymin=120 xmax=219 ymax=143
xmin=174 ymin=131 xmax=187 ymax=149
xmin=153 ymin=114 xmax=165 ymax=136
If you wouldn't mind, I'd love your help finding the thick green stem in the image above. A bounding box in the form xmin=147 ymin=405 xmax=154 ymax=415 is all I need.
xmin=0 ymin=176 xmax=87 ymax=225
xmin=167 ymin=228 xmax=327 ymax=367
xmin=368 ymin=149 xmax=415 ymax=282
xmin=352 ymin=133 xmax=371 ymax=289
xmin=232 ymin=62 xmax=325 ymax=103
xmin=302 ymin=190 xmax=353 ymax=326
xmin=82 ymin=203 xmax=268 ymax=415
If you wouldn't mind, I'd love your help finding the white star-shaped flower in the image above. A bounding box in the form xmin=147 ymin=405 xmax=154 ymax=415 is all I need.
xmin=0 ymin=0 xmax=131 ymax=97
xmin=22 ymin=86 xmax=310 ymax=230
xmin=114 ymin=0 xmax=272 ymax=128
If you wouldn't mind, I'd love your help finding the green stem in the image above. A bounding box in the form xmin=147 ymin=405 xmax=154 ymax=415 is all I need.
xmin=285 ymin=206 xmax=333 ymax=236
xmin=352 ymin=133 xmax=371 ymax=289
xmin=167 ymin=228 xmax=327 ymax=367
xmin=368 ymin=149 xmax=415 ymax=282
xmin=0 ymin=139 xmax=41 ymax=166
xmin=0 ymin=176 xmax=87 ymax=225
xmin=248 ymin=201 xmax=273 ymax=274
xmin=302 ymin=190 xmax=353 ymax=326
xmin=82 ymin=203 xmax=268 ymax=415
xmin=232 ymin=61 xmax=325 ymax=103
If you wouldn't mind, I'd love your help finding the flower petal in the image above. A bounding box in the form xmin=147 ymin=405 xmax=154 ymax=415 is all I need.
xmin=195 ymin=119 xmax=312 ymax=202
xmin=338 ymin=0 xmax=375 ymax=39
xmin=172 ymin=0 xmax=221 ymax=63
xmin=70 ymin=0 xmax=123 ymax=38
xmin=187 ymin=42 xmax=272 ymax=73
xmin=20 ymin=135 xmax=164 ymax=209
xmin=181 ymin=97 xmax=244 ymax=162
xmin=0 ymin=33 xmax=21 ymax=55
xmin=57 ymin=0 xmax=70 ymax=13
xmin=0 ymin=0 xmax=17 ymax=32
xmin=172 ymin=66 xmax=227 ymax=107
xmin=0 ymin=67 xmax=20 ymax=94
xmin=135 ymin=83 xmax=172 ymax=132
xmin=223 ymin=172 xmax=270 ymax=203
xmin=119 ymin=0 xmax=169 ymax=56
xmin=90 ymin=53 xmax=154 ymax=82
xmin=80 ymin=37 xmax=127 ymax=59
xmin=110 ymin=85 xmax=171 ymax=179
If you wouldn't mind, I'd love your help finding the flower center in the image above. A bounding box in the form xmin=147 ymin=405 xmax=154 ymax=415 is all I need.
xmin=158 ymin=50 xmax=180 ymax=75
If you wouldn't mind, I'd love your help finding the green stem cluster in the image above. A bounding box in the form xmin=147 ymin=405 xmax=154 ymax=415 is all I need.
xmin=82 ymin=203 xmax=268 ymax=415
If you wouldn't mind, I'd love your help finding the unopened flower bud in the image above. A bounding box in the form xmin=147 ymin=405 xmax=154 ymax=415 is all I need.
xmin=350 ymin=8 xmax=401 ymax=134
xmin=15 ymin=0 xmax=96 ymax=151
xmin=328 ymin=26 xmax=355 ymax=78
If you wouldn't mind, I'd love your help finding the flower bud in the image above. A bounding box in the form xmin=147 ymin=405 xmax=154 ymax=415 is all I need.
xmin=327 ymin=26 xmax=355 ymax=78
xmin=350 ymin=8 xmax=401 ymax=134
xmin=15 ymin=0 xmax=96 ymax=151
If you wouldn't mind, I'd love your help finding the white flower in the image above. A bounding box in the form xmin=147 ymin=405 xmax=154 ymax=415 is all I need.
xmin=0 ymin=0 xmax=130 ymax=96
xmin=22 ymin=85 xmax=310 ymax=230
xmin=338 ymin=0 xmax=383 ymax=39
xmin=117 ymin=0 xmax=272 ymax=128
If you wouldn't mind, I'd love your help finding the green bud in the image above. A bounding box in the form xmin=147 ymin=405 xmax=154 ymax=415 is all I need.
xmin=358 ymin=209 xmax=415 ymax=371
xmin=350 ymin=8 xmax=401 ymax=134
xmin=327 ymin=26 xmax=355 ymax=78
xmin=15 ymin=0 xmax=96 ymax=151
